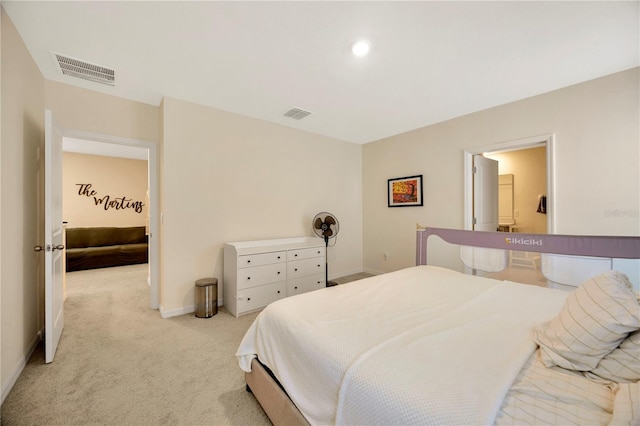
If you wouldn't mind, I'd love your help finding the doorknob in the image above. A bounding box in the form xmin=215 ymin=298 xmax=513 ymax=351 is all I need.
xmin=34 ymin=244 xmax=64 ymax=252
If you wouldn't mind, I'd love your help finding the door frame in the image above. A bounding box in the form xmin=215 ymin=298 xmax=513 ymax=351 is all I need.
xmin=464 ymin=134 xmax=555 ymax=233
xmin=63 ymin=129 xmax=160 ymax=309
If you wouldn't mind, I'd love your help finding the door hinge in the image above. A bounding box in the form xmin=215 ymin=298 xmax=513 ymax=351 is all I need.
xmin=472 ymin=217 xmax=477 ymax=225
xmin=472 ymin=166 xmax=477 ymax=174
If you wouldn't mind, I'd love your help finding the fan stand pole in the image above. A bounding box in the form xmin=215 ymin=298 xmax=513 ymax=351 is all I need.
xmin=324 ymin=235 xmax=329 ymax=286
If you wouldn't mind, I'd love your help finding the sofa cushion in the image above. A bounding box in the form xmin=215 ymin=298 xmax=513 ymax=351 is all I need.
xmin=66 ymin=246 xmax=121 ymax=271
xmin=65 ymin=226 xmax=149 ymax=272
xmin=119 ymin=243 xmax=149 ymax=265
xmin=66 ymin=226 xmax=147 ymax=249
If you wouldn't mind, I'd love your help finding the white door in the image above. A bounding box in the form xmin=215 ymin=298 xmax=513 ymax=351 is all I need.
xmin=44 ymin=109 xmax=64 ymax=363
xmin=472 ymin=155 xmax=499 ymax=232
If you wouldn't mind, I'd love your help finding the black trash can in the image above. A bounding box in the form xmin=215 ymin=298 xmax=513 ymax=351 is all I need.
xmin=195 ymin=278 xmax=218 ymax=318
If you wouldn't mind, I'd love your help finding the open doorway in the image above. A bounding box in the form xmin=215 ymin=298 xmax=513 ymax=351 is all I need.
xmin=61 ymin=133 xmax=159 ymax=309
xmin=464 ymin=134 xmax=555 ymax=234
xmin=484 ymin=146 xmax=547 ymax=234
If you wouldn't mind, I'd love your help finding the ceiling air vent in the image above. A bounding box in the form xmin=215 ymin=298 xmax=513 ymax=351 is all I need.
xmin=51 ymin=52 xmax=115 ymax=86
xmin=283 ymin=108 xmax=312 ymax=120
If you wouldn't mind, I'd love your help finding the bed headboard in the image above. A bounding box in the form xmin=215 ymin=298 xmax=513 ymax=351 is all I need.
xmin=416 ymin=227 xmax=640 ymax=290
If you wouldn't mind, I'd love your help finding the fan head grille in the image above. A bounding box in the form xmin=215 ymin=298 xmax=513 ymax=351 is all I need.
xmin=313 ymin=212 xmax=340 ymax=241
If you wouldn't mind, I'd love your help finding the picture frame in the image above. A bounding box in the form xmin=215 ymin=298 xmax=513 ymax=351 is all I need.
xmin=388 ymin=175 xmax=423 ymax=207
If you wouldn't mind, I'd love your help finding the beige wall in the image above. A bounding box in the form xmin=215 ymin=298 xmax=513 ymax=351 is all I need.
xmin=63 ymin=152 xmax=148 ymax=228
xmin=0 ymin=27 xmax=161 ymax=398
xmin=17 ymin=67 xmax=365 ymax=321
xmin=363 ymin=68 xmax=640 ymax=274
xmin=45 ymin=81 xmax=160 ymax=143
xmin=160 ymin=97 xmax=363 ymax=316
xmin=486 ymin=147 xmax=547 ymax=234
xmin=3 ymin=1 xmax=639 ymax=398
xmin=1 ymin=7 xmax=45 ymax=398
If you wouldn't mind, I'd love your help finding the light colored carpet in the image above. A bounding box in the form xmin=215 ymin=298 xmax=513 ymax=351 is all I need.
xmin=331 ymin=272 xmax=373 ymax=285
xmin=1 ymin=264 xmax=271 ymax=426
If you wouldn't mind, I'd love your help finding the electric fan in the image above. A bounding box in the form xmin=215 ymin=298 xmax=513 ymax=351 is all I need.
xmin=312 ymin=212 xmax=340 ymax=286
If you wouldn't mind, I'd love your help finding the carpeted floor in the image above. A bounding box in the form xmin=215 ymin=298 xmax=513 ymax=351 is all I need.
xmin=331 ymin=272 xmax=373 ymax=285
xmin=1 ymin=264 xmax=270 ymax=426
xmin=1 ymin=265 xmax=371 ymax=426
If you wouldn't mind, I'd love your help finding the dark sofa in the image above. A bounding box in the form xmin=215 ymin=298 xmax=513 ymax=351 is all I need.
xmin=65 ymin=226 xmax=148 ymax=272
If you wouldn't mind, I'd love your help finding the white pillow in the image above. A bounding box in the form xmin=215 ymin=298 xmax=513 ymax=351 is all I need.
xmin=534 ymin=271 xmax=640 ymax=371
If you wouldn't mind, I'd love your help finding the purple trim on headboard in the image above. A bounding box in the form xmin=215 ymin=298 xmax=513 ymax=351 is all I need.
xmin=416 ymin=227 xmax=640 ymax=266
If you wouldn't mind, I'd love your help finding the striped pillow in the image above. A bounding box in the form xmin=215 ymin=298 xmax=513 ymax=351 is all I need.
xmin=534 ymin=271 xmax=640 ymax=371
xmin=586 ymin=329 xmax=640 ymax=383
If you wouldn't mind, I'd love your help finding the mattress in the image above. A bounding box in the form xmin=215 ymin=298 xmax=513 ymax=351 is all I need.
xmin=237 ymin=265 xmax=627 ymax=425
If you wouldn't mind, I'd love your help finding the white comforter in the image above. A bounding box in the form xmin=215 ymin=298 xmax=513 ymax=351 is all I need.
xmin=237 ymin=266 xmax=568 ymax=425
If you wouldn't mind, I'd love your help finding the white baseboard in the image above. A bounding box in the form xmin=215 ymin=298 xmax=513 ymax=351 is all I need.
xmin=159 ymin=299 xmax=224 ymax=319
xmin=159 ymin=304 xmax=194 ymax=319
xmin=1 ymin=330 xmax=42 ymax=405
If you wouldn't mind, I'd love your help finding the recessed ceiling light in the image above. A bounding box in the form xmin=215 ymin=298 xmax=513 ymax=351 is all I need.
xmin=351 ymin=40 xmax=370 ymax=58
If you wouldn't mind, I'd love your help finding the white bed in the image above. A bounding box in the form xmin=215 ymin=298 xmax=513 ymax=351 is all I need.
xmin=236 ymin=228 xmax=640 ymax=425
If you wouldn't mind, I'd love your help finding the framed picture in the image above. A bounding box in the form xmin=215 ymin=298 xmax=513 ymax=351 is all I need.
xmin=388 ymin=175 xmax=423 ymax=207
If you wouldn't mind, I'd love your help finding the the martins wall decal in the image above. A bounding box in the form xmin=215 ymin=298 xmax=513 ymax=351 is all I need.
xmin=76 ymin=183 xmax=145 ymax=214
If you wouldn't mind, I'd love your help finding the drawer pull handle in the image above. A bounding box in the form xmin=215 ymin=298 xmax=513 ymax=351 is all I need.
xmin=294 ymin=268 xmax=298 ymax=272
xmin=317 ymin=264 xmax=321 ymax=267
xmin=277 ymin=290 xmax=281 ymax=294
xmin=294 ymin=286 xmax=298 ymax=290
xmin=294 ymin=254 xmax=298 ymax=257
xmin=277 ymin=256 xmax=281 ymax=259
xmin=277 ymin=271 xmax=280 ymax=274
xmin=247 ymin=277 xmax=251 ymax=280
xmin=247 ymin=297 xmax=251 ymax=301
xmin=247 ymin=260 xmax=251 ymax=263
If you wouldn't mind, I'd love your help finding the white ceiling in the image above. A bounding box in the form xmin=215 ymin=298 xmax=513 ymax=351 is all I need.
xmin=4 ymin=1 xmax=639 ymax=144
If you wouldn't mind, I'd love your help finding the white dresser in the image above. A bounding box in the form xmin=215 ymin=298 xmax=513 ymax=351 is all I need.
xmin=224 ymin=237 xmax=326 ymax=317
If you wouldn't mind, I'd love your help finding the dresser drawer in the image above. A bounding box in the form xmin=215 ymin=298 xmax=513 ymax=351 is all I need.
xmin=238 ymin=263 xmax=286 ymax=289
xmin=287 ymin=274 xmax=325 ymax=296
xmin=287 ymin=247 xmax=324 ymax=261
xmin=238 ymin=251 xmax=286 ymax=269
xmin=237 ymin=282 xmax=286 ymax=314
xmin=287 ymin=257 xmax=324 ymax=278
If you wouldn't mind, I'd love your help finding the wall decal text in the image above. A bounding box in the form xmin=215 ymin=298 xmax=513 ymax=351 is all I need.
xmin=76 ymin=183 xmax=145 ymax=214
